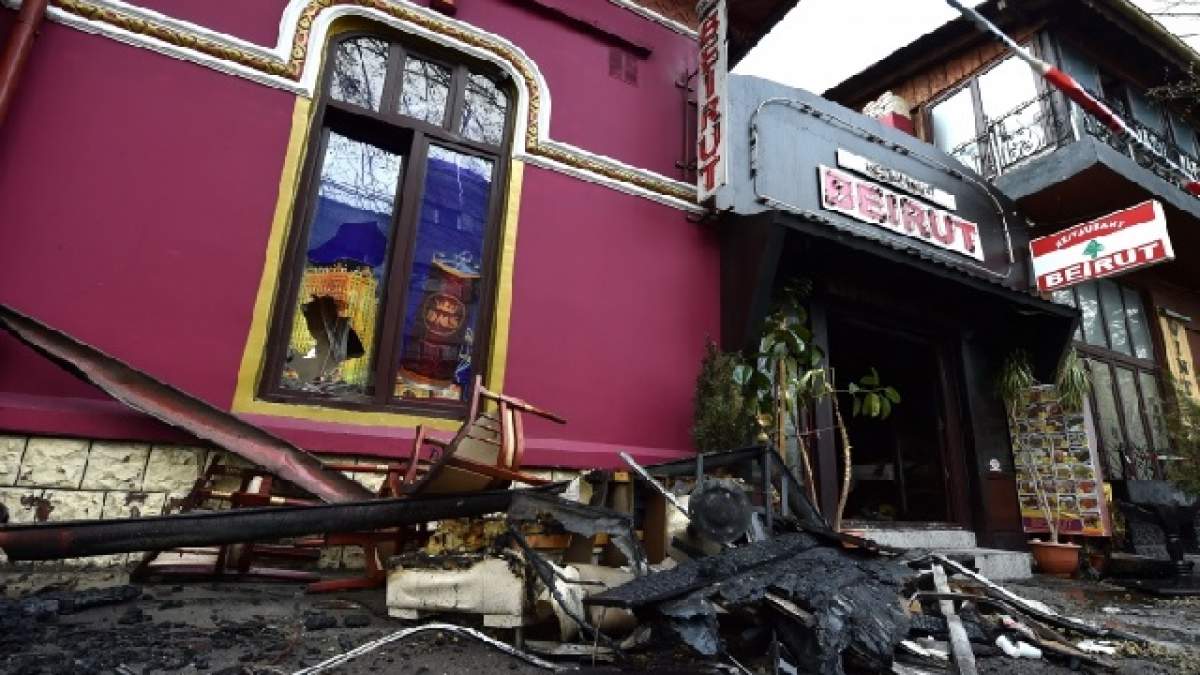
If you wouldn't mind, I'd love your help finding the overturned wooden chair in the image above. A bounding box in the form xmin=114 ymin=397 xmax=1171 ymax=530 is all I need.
xmin=300 ymin=374 xmax=565 ymax=592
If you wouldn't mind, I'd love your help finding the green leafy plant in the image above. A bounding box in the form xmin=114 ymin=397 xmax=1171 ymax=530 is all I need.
xmin=1055 ymin=347 xmax=1091 ymax=414
xmin=731 ymin=281 xmax=900 ymax=531
xmin=995 ymin=349 xmax=1036 ymax=413
xmin=1164 ymin=379 xmax=1200 ymax=496
xmin=691 ymin=340 xmax=755 ymax=455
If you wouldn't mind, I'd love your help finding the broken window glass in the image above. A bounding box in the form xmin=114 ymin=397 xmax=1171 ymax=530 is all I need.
xmin=330 ymin=37 xmax=389 ymax=111
xmin=398 ymin=56 xmax=451 ymax=126
xmin=460 ymin=72 xmax=508 ymax=146
xmin=281 ymin=131 xmax=403 ymax=398
xmin=394 ymin=146 xmax=494 ymax=402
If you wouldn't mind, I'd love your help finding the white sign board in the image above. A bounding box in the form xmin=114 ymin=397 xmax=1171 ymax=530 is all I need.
xmin=696 ymin=0 xmax=727 ymax=202
xmin=836 ymin=149 xmax=957 ymax=211
xmin=818 ymin=165 xmax=984 ymax=261
xmin=1030 ymin=200 xmax=1175 ymax=292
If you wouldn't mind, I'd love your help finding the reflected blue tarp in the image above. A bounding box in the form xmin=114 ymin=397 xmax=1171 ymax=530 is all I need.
xmin=306 ymin=198 xmax=392 ymax=274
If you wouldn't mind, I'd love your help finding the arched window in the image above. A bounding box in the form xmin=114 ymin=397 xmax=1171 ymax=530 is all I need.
xmin=261 ymin=33 xmax=513 ymax=416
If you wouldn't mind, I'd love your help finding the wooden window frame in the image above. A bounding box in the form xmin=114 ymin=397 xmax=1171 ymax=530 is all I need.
xmin=922 ymin=39 xmax=1056 ymax=171
xmin=259 ymin=31 xmax=515 ymax=419
xmin=1058 ymin=281 xmax=1164 ymax=479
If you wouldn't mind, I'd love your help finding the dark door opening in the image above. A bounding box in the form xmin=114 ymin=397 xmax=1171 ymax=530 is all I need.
xmin=827 ymin=314 xmax=955 ymax=523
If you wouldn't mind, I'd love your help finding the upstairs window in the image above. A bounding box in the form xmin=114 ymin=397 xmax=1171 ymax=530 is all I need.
xmin=261 ymin=33 xmax=512 ymax=416
xmin=927 ymin=51 xmax=1055 ymax=177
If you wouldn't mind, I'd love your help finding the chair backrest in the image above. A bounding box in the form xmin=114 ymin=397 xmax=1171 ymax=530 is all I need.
xmin=407 ymin=375 xmax=565 ymax=495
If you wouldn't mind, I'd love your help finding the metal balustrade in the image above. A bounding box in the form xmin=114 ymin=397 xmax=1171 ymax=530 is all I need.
xmin=948 ymin=89 xmax=1200 ymax=193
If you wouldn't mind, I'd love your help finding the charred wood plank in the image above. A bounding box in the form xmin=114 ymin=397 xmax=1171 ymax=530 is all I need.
xmin=931 ymin=565 xmax=977 ymax=675
xmin=929 ymin=554 xmax=1147 ymax=643
xmin=586 ymin=533 xmax=820 ymax=608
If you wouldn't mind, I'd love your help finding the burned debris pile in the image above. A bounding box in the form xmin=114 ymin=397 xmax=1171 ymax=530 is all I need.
xmin=0 ymin=305 xmax=1166 ymax=673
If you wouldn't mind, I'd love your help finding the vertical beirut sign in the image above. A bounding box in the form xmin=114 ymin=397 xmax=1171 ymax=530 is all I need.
xmin=696 ymin=0 xmax=728 ymax=202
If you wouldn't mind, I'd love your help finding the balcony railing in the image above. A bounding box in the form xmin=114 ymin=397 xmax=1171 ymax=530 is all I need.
xmin=1080 ymin=92 xmax=1200 ymax=193
xmin=949 ymin=89 xmax=1200 ymax=193
xmin=949 ymin=90 xmax=1073 ymax=180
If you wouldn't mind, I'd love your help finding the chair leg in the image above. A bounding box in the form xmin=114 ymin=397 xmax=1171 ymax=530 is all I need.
xmin=305 ymin=541 xmax=387 ymax=594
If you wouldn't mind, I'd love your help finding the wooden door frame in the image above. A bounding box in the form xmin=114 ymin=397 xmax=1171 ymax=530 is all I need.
xmin=812 ymin=297 xmax=972 ymax=528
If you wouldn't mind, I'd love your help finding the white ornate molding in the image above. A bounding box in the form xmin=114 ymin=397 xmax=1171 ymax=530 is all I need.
xmin=606 ymin=0 xmax=697 ymax=38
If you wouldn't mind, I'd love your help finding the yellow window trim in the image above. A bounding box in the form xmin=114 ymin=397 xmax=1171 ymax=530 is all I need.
xmin=231 ymin=93 xmax=523 ymax=430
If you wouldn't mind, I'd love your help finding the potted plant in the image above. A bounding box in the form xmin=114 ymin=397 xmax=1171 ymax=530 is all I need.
xmin=998 ymin=349 xmax=1087 ymax=576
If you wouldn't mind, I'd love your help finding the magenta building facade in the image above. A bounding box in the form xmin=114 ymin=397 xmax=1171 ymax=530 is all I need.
xmin=0 ymin=0 xmax=719 ymax=469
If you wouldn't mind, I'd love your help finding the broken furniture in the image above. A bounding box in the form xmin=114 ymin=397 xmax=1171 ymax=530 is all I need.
xmin=384 ymin=492 xmax=641 ymax=647
xmin=1112 ymin=479 xmax=1200 ymax=596
xmin=134 ymin=373 xmax=563 ymax=591
xmin=587 ymin=531 xmax=913 ymax=674
xmin=403 ymin=374 xmax=566 ymax=495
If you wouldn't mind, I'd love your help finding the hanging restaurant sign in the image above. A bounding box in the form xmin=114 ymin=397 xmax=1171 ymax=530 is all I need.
xmin=1029 ymin=200 xmax=1175 ymax=292
xmin=695 ymin=0 xmax=728 ymax=202
xmin=836 ymin=149 xmax=957 ymax=210
xmin=818 ymin=164 xmax=984 ymax=261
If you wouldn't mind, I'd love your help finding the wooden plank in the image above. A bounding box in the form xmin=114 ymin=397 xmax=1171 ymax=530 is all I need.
xmin=932 ymin=564 xmax=978 ymax=675
xmin=643 ymin=492 xmax=669 ymax=564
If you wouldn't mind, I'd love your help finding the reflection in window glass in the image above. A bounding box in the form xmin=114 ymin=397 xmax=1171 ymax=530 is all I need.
xmin=398 ymin=56 xmax=451 ymax=126
xmin=1139 ymin=371 xmax=1169 ymax=453
xmin=460 ymin=73 xmax=508 ymax=146
xmin=1088 ymin=361 xmax=1124 ymax=478
xmin=281 ymin=132 xmax=402 ymax=397
xmin=931 ymin=87 xmax=980 ymax=172
xmin=1098 ymin=280 xmax=1131 ymax=355
xmin=977 ymin=56 xmax=1044 ymax=167
xmin=330 ymin=37 xmax=389 ymax=111
xmin=978 ymin=56 xmax=1040 ymax=119
xmin=1115 ymin=367 xmax=1152 ymax=478
xmin=1123 ymin=287 xmax=1153 ymax=360
xmin=1076 ymin=282 xmax=1105 ymax=347
xmin=1050 ymin=289 xmax=1082 ymax=341
xmin=394 ymin=146 xmax=494 ymax=402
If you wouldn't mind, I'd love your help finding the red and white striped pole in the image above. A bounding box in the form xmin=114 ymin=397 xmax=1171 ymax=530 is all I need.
xmin=945 ymin=0 xmax=1200 ymax=197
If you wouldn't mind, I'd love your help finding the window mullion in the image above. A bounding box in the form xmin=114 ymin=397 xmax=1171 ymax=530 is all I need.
xmin=373 ymin=131 xmax=432 ymax=404
xmin=446 ymin=65 xmax=469 ymax=133
xmin=379 ymin=43 xmax=405 ymax=115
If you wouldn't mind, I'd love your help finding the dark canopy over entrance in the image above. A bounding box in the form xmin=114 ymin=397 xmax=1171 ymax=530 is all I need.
xmin=720 ymin=214 xmax=1078 ymax=546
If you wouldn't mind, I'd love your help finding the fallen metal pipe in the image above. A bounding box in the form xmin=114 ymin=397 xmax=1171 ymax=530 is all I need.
xmin=0 ymin=485 xmax=561 ymax=561
xmin=0 ymin=0 xmax=49 ymax=128
xmin=0 ymin=304 xmax=372 ymax=504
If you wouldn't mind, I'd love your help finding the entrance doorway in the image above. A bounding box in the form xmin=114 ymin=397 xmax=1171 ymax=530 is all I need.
xmin=826 ymin=314 xmax=958 ymax=524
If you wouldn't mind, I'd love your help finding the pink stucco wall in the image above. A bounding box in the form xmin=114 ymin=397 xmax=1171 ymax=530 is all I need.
xmin=0 ymin=3 xmax=715 ymax=467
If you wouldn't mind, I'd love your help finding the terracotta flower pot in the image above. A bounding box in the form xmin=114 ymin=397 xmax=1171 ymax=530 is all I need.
xmin=1029 ymin=540 xmax=1081 ymax=577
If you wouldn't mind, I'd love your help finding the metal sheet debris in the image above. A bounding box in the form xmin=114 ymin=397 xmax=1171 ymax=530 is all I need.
xmin=0 ymin=304 xmax=371 ymax=504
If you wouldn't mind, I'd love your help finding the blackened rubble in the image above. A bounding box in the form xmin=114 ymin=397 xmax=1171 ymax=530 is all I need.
xmin=588 ymin=532 xmax=914 ymax=674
